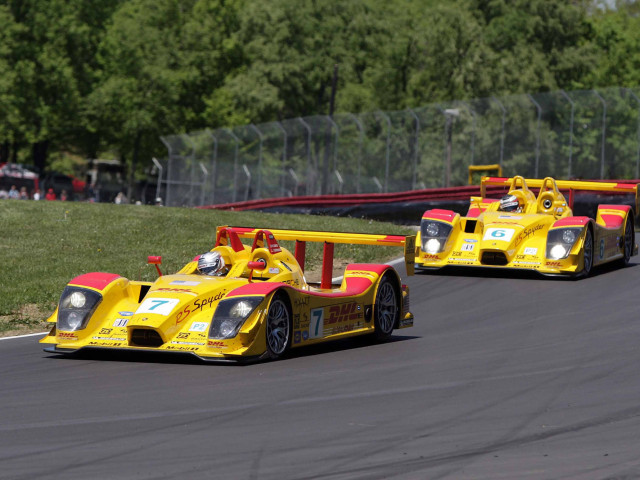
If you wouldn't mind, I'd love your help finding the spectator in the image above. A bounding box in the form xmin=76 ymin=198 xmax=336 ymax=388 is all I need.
xmin=0 ymin=188 xmax=8 ymax=199
xmin=8 ymin=185 xmax=19 ymax=199
xmin=19 ymin=186 xmax=29 ymax=199
xmin=155 ymin=197 xmax=163 ymax=206
xmin=86 ymin=183 xmax=96 ymax=202
xmin=45 ymin=188 xmax=56 ymax=201
xmin=114 ymin=192 xmax=127 ymax=204
xmin=60 ymin=189 xmax=68 ymax=201
xmin=33 ymin=188 xmax=42 ymax=200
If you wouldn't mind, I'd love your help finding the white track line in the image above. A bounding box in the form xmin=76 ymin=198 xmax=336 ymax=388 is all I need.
xmin=4 ymin=257 xmax=407 ymax=342
xmin=0 ymin=332 xmax=48 ymax=341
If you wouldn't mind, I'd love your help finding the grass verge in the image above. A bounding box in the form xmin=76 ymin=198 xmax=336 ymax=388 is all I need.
xmin=0 ymin=201 xmax=413 ymax=336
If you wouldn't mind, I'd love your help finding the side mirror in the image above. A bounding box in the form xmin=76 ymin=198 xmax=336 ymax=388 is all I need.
xmin=148 ymin=255 xmax=163 ymax=276
xmin=247 ymin=259 xmax=266 ymax=282
xmin=247 ymin=260 xmax=266 ymax=270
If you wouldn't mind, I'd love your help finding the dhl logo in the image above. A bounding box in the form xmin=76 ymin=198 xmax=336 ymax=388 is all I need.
xmin=545 ymin=261 xmax=562 ymax=267
xmin=58 ymin=332 xmax=78 ymax=340
xmin=154 ymin=287 xmax=197 ymax=296
xmin=325 ymin=302 xmax=362 ymax=325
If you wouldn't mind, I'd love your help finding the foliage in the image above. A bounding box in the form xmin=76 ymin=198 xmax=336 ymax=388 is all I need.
xmin=0 ymin=0 xmax=638 ymax=177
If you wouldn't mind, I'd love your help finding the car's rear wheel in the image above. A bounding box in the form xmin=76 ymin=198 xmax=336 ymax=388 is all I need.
xmin=373 ymin=275 xmax=400 ymax=341
xmin=581 ymin=228 xmax=594 ymax=277
xmin=620 ymin=215 xmax=634 ymax=266
xmin=265 ymin=293 xmax=292 ymax=359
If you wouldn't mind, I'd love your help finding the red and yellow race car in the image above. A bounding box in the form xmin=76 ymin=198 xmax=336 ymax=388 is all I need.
xmin=415 ymin=176 xmax=638 ymax=277
xmin=41 ymin=227 xmax=415 ymax=362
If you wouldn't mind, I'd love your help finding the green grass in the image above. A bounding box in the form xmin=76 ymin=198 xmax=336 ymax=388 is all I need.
xmin=0 ymin=200 xmax=413 ymax=334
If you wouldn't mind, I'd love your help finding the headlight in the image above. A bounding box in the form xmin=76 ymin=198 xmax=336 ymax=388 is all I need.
xmin=420 ymin=220 xmax=452 ymax=253
xmin=57 ymin=287 xmax=102 ymax=331
xmin=209 ymin=297 xmax=263 ymax=339
xmin=546 ymin=228 xmax=582 ymax=260
xmin=562 ymin=230 xmax=576 ymax=244
xmin=230 ymin=300 xmax=254 ymax=318
xmin=549 ymin=244 xmax=568 ymax=260
xmin=69 ymin=291 xmax=86 ymax=308
xmin=425 ymin=222 xmax=439 ymax=237
xmin=425 ymin=239 xmax=441 ymax=254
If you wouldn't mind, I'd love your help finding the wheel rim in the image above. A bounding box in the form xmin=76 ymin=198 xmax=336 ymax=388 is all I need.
xmin=584 ymin=230 xmax=593 ymax=273
xmin=624 ymin=219 xmax=633 ymax=261
xmin=267 ymin=299 xmax=289 ymax=355
xmin=376 ymin=282 xmax=397 ymax=334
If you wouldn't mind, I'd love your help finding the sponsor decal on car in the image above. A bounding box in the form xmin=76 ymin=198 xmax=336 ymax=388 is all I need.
xmin=514 ymin=224 xmax=544 ymax=247
xmin=189 ymin=322 xmax=209 ymax=332
xmin=113 ymin=318 xmax=129 ymax=327
xmin=463 ymin=238 xmax=477 ymax=243
xmin=154 ymin=287 xmax=197 ymax=296
xmin=523 ymin=247 xmax=538 ymax=255
xmin=175 ymin=291 xmax=227 ymax=324
xmin=171 ymin=341 xmax=205 ymax=346
xmin=294 ymin=331 xmax=301 ymax=344
xmin=325 ymin=302 xmax=362 ymax=325
xmin=58 ymin=332 xmax=78 ymax=340
xmin=118 ymin=311 xmax=134 ymax=317
xmin=92 ymin=336 xmax=126 ymax=341
xmin=170 ymin=280 xmax=201 ymax=286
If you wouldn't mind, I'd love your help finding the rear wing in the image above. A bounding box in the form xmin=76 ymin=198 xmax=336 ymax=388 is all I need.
xmin=216 ymin=226 xmax=415 ymax=288
xmin=481 ymin=176 xmax=640 ymax=213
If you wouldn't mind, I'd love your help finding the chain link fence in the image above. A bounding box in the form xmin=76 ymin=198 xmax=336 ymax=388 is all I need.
xmin=158 ymin=87 xmax=640 ymax=207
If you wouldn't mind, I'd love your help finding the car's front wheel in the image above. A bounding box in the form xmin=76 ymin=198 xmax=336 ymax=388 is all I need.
xmin=580 ymin=228 xmax=594 ymax=277
xmin=372 ymin=275 xmax=400 ymax=341
xmin=265 ymin=293 xmax=292 ymax=359
xmin=620 ymin=214 xmax=634 ymax=266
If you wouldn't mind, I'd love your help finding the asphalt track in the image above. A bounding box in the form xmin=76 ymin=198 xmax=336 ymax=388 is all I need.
xmin=3 ymin=262 xmax=640 ymax=479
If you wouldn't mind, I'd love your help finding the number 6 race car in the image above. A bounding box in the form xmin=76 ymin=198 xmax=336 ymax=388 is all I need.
xmin=415 ymin=176 xmax=638 ymax=277
xmin=41 ymin=227 xmax=416 ymax=362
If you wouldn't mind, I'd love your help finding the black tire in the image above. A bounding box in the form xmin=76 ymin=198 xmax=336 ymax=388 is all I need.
xmin=372 ymin=274 xmax=401 ymax=341
xmin=265 ymin=292 xmax=292 ymax=359
xmin=580 ymin=228 xmax=594 ymax=278
xmin=619 ymin=214 xmax=634 ymax=267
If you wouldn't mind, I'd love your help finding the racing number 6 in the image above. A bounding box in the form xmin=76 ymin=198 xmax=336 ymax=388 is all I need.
xmin=491 ymin=229 xmax=506 ymax=238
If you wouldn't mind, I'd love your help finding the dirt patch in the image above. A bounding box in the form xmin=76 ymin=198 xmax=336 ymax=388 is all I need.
xmin=0 ymin=304 xmax=51 ymax=338
xmin=303 ymin=258 xmax=353 ymax=285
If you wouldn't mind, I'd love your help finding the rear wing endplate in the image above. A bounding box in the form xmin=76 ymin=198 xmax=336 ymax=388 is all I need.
xmin=216 ymin=226 xmax=415 ymax=288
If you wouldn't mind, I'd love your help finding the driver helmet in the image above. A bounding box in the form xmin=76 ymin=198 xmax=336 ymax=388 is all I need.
xmin=499 ymin=194 xmax=521 ymax=213
xmin=197 ymin=251 xmax=227 ymax=276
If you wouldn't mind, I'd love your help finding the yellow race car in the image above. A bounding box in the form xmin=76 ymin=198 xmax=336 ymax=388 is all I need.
xmin=415 ymin=176 xmax=638 ymax=277
xmin=41 ymin=227 xmax=415 ymax=362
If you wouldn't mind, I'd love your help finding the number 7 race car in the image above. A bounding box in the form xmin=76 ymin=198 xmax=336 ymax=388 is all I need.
xmin=415 ymin=176 xmax=638 ymax=277
xmin=41 ymin=227 xmax=416 ymax=362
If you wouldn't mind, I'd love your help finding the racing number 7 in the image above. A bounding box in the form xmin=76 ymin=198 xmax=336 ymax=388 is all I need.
xmin=310 ymin=308 xmax=324 ymax=339
xmin=148 ymin=300 xmax=170 ymax=311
